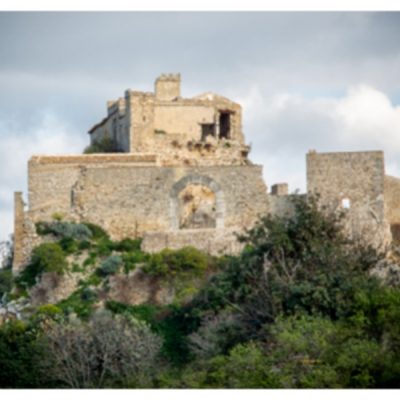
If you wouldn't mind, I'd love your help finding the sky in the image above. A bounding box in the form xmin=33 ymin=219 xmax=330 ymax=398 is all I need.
xmin=1 ymin=11 xmax=400 ymax=241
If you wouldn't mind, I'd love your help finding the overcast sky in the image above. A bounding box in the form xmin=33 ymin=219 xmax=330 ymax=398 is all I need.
xmin=0 ymin=11 xmax=400 ymax=241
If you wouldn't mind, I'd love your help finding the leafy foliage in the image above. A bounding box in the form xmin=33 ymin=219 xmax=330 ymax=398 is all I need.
xmin=0 ymin=320 xmax=46 ymax=388
xmin=4 ymin=198 xmax=400 ymax=388
xmin=83 ymin=136 xmax=118 ymax=154
xmin=56 ymin=288 xmax=97 ymax=319
xmin=36 ymin=221 xmax=92 ymax=241
xmin=16 ymin=243 xmax=68 ymax=288
xmin=82 ymin=222 xmax=110 ymax=241
xmin=0 ymin=268 xmax=13 ymax=297
xmin=97 ymin=255 xmax=123 ymax=277
xmin=143 ymin=246 xmax=208 ymax=278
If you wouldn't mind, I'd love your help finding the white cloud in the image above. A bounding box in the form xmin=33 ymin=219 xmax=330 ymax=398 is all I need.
xmin=238 ymin=84 xmax=400 ymax=193
xmin=0 ymin=111 xmax=87 ymax=241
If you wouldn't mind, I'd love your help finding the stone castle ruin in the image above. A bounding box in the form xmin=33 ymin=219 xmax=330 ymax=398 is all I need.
xmin=12 ymin=74 xmax=400 ymax=273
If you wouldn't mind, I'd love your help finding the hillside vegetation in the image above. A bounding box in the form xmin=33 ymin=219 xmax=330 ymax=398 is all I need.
xmin=0 ymin=196 xmax=400 ymax=388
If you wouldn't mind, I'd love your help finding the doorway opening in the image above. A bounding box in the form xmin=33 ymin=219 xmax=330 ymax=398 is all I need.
xmin=219 ymin=112 xmax=231 ymax=139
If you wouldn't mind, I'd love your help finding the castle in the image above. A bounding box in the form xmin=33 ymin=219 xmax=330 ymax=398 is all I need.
xmin=12 ymin=74 xmax=400 ymax=274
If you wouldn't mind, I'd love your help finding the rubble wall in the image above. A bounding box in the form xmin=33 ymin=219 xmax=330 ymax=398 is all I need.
xmin=307 ymin=150 xmax=391 ymax=248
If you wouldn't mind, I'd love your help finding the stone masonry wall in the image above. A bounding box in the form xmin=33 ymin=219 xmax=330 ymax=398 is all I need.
xmin=12 ymin=193 xmax=41 ymax=275
xmin=307 ymin=150 xmax=391 ymax=249
xmin=14 ymin=154 xmax=269 ymax=271
xmin=384 ymin=175 xmax=400 ymax=241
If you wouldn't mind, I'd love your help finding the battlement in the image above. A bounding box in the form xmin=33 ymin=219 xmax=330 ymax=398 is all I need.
xmin=156 ymin=73 xmax=181 ymax=82
xmin=155 ymin=73 xmax=181 ymax=101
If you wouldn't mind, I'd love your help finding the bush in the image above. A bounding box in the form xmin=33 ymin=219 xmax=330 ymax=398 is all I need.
xmin=78 ymin=240 xmax=91 ymax=250
xmin=30 ymin=304 xmax=64 ymax=327
xmin=16 ymin=243 xmax=68 ymax=288
xmin=95 ymin=238 xmax=115 ymax=257
xmin=82 ymin=222 xmax=109 ymax=241
xmin=36 ymin=221 xmax=92 ymax=241
xmin=57 ymin=288 xmax=97 ymax=318
xmin=97 ymin=255 xmax=123 ymax=277
xmin=59 ymin=237 xmax=79 ymax=254
xmin=113 ymin=238 xmax=142 ymax=252
xmin=41 ymin=310 xmax=162 ymax=388
xmin=81 ymin=287 xmax=98 ymax=302
xmin=188 ymin=311 xmax=245 ymax=359
xmin=143 ymin=247 xmax=208 ymax=278
xmin=167 ymin=342 xmax=278 ymax=388
xmin=0 ymin=320 xmax=46 ymax=388
xmin=83 ymin=136 xmax=117 ymax=154
xmin=192 ymin=195 xmax=382 ymax=332
xmin=122 ymin=251 xmax=148 ymax=273
xmin=0 ymin=269 xmax=13 ymax=297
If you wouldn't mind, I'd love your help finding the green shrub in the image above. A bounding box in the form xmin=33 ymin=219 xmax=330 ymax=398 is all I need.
xmin=82 ymin=222 xmax=110 ymax=241
xmin=0 ymin=320 xmax=46 ymax=388
xmin=59 ymin=237 xmax=78 ymax=254
xmin=95 ymin=238 xmax=115 ymax=257
xmin=97 ymin=255 xmax=123 ymax=277
xmin=35 ymin=221 xmax=92 ymax=241
xmin=83 ymin=252 xmax=97 ymax=267
xmin=81 ymin=273 xmax=102 ymax=287
xmin=122 ymin=251 xmax=148 ymax=273
xmin=83 ymin=136 xmax=117 ymax=154
xmin=57 ymin=289 xmax=96 ymax=318
xmin=71 ymin=263 xmax=85 ymax=273
xmin=30 ymin=304 xmax=64 ymax=327
xmin=168 ymin=342 xmax=278 ymax=388
xmin=81 ymin=287 xmax=98 ymax=302
xmin=0 ymin=269 xmax=13 ymax=297
xmin=113 ymin=238 xmax=142 ymax=252
xmin=16 ymin=243 xmax=68 ymax=288
xmin=78 ymin=240 xmax=91 ymax=250
xmin=106 ymin=301 xmax=161 ymax=324
xmin=143 ymin=247 xmax=208 ymax=278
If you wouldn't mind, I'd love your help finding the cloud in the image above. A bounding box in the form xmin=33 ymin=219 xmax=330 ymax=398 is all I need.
xmin=0 ymin=111 xmax=87 ymax=240
xmin=239 ymin=84 xmax=400 ymax=193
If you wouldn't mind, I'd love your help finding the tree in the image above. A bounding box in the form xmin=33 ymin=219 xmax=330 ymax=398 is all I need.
xmin=191 ymin=195 xmax=383 ymax=346
xmin=41 ymin=310 xmax=162 ymax=388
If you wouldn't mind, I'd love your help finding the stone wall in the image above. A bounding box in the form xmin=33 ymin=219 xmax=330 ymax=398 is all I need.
xmin=142 ymin=228 xmax=244 ymax=256
xmin=89 ymin=97 xmax=129 ymax=152
xmin=13 ymin=154 xmax=269 ymax=271
xmin=384 ymin=175 xmax=400 ymax=241
xmin=12 ymin=192 xmax=41 ymax=275
xmin=28 ymin=157 xmax=268 ymax=237
xmin=268 ymin=194 xmax=297 ymax=219
xmin=307 ymin=150 xmax=391 ymax=249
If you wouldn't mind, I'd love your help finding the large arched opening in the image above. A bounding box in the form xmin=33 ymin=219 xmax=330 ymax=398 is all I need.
xmin=169 ymin=175 xmax=225 ymax=230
